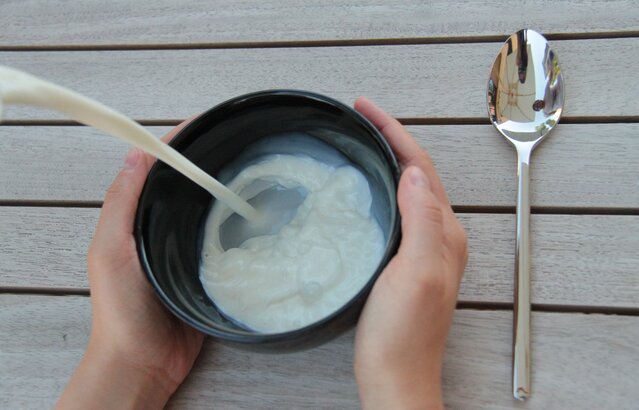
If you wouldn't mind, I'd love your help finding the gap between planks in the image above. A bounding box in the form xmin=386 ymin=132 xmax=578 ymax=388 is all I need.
xmin=3 ymin=116 xmax=639 ymax=127
xmin=1 ymin=201 xmax=637 ymax=216
xmin=2 ymin=289 xmax=639 ymax=317
xmin=0 ymin=31 xmax=637 ymax=52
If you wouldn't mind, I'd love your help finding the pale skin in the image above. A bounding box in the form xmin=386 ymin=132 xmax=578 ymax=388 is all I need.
xmin=353 ymin=98 xmax=468 ymax=410
xmin=57 ymin=97 xmax=468 ymax=409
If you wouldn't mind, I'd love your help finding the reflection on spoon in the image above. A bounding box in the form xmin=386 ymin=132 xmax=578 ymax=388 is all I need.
xmin=487 ymin=29 xmax=565 ymax=401
xmin=0 ymin=65 xmax=259 ymax=221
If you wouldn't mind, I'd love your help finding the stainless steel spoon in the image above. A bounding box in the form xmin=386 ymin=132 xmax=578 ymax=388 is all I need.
xmin=486 ymin=29 xmax=565 ymax=400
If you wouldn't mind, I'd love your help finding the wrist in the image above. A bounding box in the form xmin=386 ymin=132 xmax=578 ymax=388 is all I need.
xmin=57 ymin=338 xmax=173 ymax=409
xmin=88 ymin=338 xmax=174 ymax=405
xmin=357 ymin=369 xmax=443 ymax=410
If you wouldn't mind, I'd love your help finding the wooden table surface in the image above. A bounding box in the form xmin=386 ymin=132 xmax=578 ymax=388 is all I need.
xmin=1 ymin=1 xmax=638 ymax=408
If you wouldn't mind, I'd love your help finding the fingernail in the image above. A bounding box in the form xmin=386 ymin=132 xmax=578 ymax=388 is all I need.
xmin=409 ymin=167 xmax=429 ymax=188
xmin=124 ymin=148 xmax=140 ymax=170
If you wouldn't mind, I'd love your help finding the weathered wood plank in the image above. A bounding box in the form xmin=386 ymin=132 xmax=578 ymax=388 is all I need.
xmin=0 ymin=208 xmax=95 ymax=290
xmin=1 ymin=38 xmax=637 ymax=120
xmin=0 ymin=126 xmax=168 ymax=203
xmin=2 ymin=208 xmax=638 ymax=308
xmin=1 ymin=0 xmax=637 ymax=46
xmin=1 ymin=295 xmax=637 ymax=409
xmin=1 ymin=124 xmax=637 ymax=208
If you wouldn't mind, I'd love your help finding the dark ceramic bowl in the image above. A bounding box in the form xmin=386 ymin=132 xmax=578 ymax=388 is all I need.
xmin=135 ymin=90 xmax=400 ymax=350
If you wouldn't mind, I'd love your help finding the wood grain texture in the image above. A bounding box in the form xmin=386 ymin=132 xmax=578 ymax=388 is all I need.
xmin=1 ymin=3 xmax=635 ymax=409
xmin=1 ymin=124 xmax=637 ymax=208
xmin=0 ymin=126 xmax=169 ymax=203
xmin=1 ymin=295 xmax=637 ymax=409
xmin=2 ymin=208 xmax=638 ymax=308
xmin=0 ymin=0 xmax=637 ymax=46
xmin=0 ymin=208 xmax=95 ymax=290
xmin=1 ymin=38 xmax=638 ymax=120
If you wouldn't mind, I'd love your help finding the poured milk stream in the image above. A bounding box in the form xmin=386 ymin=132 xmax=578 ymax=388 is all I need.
xmin=200 ymin=134 xmax=385 ymax=333
xmin=0 ymin=66 xmax=386 ymax=334
xmin=0 ymin=65 xmax=258 ymax=221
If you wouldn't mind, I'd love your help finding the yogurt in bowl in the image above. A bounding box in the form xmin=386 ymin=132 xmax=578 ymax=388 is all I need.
xmin=135 ymin=90 xmax=400 ymax=349
xmin=200 ymin=133 xmax=386 ymax=333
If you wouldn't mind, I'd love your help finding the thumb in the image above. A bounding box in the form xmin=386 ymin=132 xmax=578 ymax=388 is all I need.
xmin=93 ymin=118 xmax=193 ymax=250
xmin=396 ymin=166 xmax=444 ymax=264
xmin=94 ymin=147 xmax=153 ymax=246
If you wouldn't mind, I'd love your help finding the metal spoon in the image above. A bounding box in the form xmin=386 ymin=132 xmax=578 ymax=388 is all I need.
xmin=486 ymin=29 xmax=565 ymax=400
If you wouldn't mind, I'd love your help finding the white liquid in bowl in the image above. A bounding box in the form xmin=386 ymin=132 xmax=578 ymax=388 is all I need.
xmin=199 ymin=133 xmax=386 ymax=333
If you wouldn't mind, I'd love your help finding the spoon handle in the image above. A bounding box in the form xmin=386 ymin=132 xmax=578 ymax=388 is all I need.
xmin=513 ymin=143 xmax=533 ymax=400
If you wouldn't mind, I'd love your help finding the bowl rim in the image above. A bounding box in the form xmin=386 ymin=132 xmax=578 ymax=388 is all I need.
xmin=135 ymin=89 xmax=401 ymax=343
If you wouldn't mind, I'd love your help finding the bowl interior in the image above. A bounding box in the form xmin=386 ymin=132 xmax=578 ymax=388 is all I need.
xmin=136 ymin=91 xmax=399 ymax=342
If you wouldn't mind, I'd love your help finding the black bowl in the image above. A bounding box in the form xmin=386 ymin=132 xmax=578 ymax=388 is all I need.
xmin=135 ymin=90 xmax=400 ymax=351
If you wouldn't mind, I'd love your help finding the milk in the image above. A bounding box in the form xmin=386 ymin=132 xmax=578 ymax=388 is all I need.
xmin=0 ymin=65 xmax=259 ymax=221
xmin=199 ymin=133 xmax=385 ymax=333
xmin=0 ymin=66 xmax=388 ymax=333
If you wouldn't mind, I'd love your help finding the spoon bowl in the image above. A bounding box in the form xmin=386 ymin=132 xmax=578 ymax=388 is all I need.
xmin=487 ymin=29 xmax=565 ymax=401
xmin=488 ymin=29 xmax=564 ymax=145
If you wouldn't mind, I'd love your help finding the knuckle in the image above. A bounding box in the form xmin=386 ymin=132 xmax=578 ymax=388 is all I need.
xmin=104 ymin=179 xmax=124 ymax=202
xmin=457 ymin=224 xmax=469 ymax=250
xmin=423 ymin=273 xmax=447 ymax=296
xmin=410 ymin=267 xmax=448 ymax=300
xmin=421 ymin=201 xmax=444 ymax=226
xmin=454 ymin=223 xmax=469 ymax=264
xmin=460 ymin=243 xmax=469 ymax=267
xmin=87 ymin=243 xmax=103 ymax=271
xmin=419 ymin=272 xmax=459 ymax=307
xmin=446 ymin=215 xmax=468 ymax=250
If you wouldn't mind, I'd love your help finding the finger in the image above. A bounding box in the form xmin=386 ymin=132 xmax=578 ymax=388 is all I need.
xmin=96 ymin=117 xmax=197 ymax=241
xmin=94 ymin=148 xmax=154 ymax=249
xmin=91 ymin=118 xmax=198 ymax=266
xmin=395 ymin=166 xmax=444 ymax=265
xmin=160 ymin=115 xmax=198 ymax=143
xmin=139 ymin=116 xmax=197 ymax=169
xmin=354 ymin=97 xmax=422 ymax=165
xmin=354 ymin=97 xmax=450 ymax=206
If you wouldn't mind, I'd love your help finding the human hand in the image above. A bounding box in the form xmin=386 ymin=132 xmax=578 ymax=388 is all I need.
xmin=57 ymin=119 xmax=204 ymax=409
xmin=353 ymin=98 xmax=468 ymax=409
